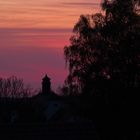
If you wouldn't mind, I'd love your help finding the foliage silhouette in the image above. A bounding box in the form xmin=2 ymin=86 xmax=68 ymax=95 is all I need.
xmin=0 ymin=76 xmax=33 ymax=98
xmin=64 ymin=0 xmax=140 ymax=102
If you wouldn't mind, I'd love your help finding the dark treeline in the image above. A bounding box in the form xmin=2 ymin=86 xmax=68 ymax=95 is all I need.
xmin=0 ymin=75 xmax=98 ymax=139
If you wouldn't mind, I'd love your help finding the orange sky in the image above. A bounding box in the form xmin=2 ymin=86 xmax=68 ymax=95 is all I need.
xmin=0 ymin=0 xmax=101 ymax=91
xmin=0 ymin=0 xmax=100 ymax=29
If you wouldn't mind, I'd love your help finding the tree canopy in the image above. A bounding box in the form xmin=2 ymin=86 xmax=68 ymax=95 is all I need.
xmin=64 ymin=0 xmax=140 ymax=99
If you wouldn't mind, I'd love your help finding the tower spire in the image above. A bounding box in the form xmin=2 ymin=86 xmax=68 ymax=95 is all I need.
xmin=42 ymin=74 xmax=51 ymax=94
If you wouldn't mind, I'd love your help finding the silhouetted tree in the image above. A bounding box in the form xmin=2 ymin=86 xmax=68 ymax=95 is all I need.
xmin=57 ymin=85 xmax=69 ymax=96
xmin=64 ymin=0 xmax=140 ymax=100
xmin=0 ymin=76 xmax=33 ymax=98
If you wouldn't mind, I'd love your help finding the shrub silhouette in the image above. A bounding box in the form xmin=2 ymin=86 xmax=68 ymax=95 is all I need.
xmin=0 ymin=76 xmax=33 ymax=98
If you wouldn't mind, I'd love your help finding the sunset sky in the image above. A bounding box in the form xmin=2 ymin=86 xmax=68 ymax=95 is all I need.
xmin=0 ymin=0 xmax=101 ymax=91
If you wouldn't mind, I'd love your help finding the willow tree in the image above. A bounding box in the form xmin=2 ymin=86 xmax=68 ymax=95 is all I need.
xmin=64 ymin=0 xmax=140 ymax=98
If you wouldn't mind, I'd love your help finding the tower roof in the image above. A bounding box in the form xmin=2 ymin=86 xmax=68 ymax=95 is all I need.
xmin=42 ymin=74 xmax=50 ymax=81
